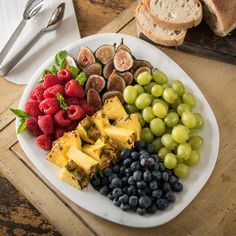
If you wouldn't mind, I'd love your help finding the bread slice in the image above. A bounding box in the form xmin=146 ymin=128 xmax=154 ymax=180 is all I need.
xmin=201 ymin=0 xmax=236 ymax=37
xmin=142 ymin=0 xmax=202 ymax=29
xmin=135 ymin=5 xmax=187 ymax=46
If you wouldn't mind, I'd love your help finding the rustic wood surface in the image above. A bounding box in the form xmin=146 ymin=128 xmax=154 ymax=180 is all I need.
xmin=0 ymin=0 xmax=236 ymax=236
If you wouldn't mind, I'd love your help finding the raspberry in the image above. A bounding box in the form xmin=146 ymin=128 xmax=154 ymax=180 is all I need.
xmin=39 ymin=98 xmax=60 ymax=115
xmin=67 ymin=105 xmax=85 ymax=120
xmin=64 ymin=80 xmax=84 ymax=98
xmin=26 ymin=117 xmax=42 ymax=136
xmin=43 ymin=84 xmax=64 ymax=98
xmin=29 ymin=85 xmax=44 ymax=102
xmin=57 ymin=69 xmax=72 ymax=84
xmin=54 ymin=110 xmax=71 ymax=127
xmin=25 ymin=100 xmax=42 ymax=117
xmin=36 ymin=134 xmax=52 ymax=150
xmin=55 ymin=127 xmax=67 ymax=139
xmin=42 ymin=74 xmax=59 ymax=89
xmin=38 ymin=115 xmax=54 ymax=135
xmin=81 ymin=103 xmax=95 ymax=116
xmin=64 ymin=97 xmax=80 ymax=106
xmin=78 ymin=99 xmax=87 ymax=106
xmin=67 ymin=121 xmax=79 ymax=132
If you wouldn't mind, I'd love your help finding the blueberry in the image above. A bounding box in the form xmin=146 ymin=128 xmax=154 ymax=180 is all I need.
xmin=130 ymin=161 xmax=140 ymax=172
xmin=108 ymin=173 xmax=117 ymax=183
xmin=156 ymin=198 xmax=169 ymax=210
xmin=152 ymin=189 xmax=163 ymax=199
xmin=119 ymin=166 xmax=126 ymax=175
xmin=165 ymin=191 xmax=176 ymax=203
xmin=120 ymin=148 xmax=131 ymax=160
xmin=149 ymin=180 xmax=158 ymax=190
xmin=128 ymin=176 xmax=135 ymax=185
xmin=101 ymin=177 xmax=109 ymax=186
xmin=146 ymin=158 xmax=155 ymax=167
xmin=127 ymin=186 xmax=137 ymax=196
xmin=140 ymin=152 xmax=150 ymax=160
xmin=129 ymin=196 xmax=138 ymax=207
xmin=130 ymin=151 xmax=139 ymax=160
xmin=125 ymin=168 xmax=131 ymax=177
xmin=123 ymin=186 xmax=128 ymax=193
xmin=137 ymin=188 xmax=146 ymax=196
xmin=122 ymin=176 xmax=128 ymax=185
xmin=111 ymin=177 xmax=122 ymax=188
xmin=143 ymin=171 xmax=152 ymax=182
xmin=163 ymin=183 xmax=171 ymax=192
xmin=139 ymin=196 xmax=152 ymax=209
xmin=120 ymin=203 xmax=130 ymax=212
xmin=150 ymin=154 xmax=158 ymax=161
xmin=169 ymin=175 xmax=178 ymax=186
xmin=99 ymin=186 xmax=109 ymax=195
xmin=153 ymin=162 xmax=159 ymax=171
xmin=172 ymin=182 xmax=183 ymax=192
xmin=91 ymin=175 xmax=101 ymax=187
xmin=136 ymin=207 xmax=147 ymax=215
xmin=140 ymin=158 xmax=147 ymax=167
xmin=123 ymin=158 xmax=132 ymax=167
xmin=104 ymin=168 xmax=113 ymax=176
xmin=146 ymin=143 xmax=154 ymax=154
xmin=136 ymin=181 xmax=146 ymax=189
xmin=108 ymin=192 xmax=114 ymax=200
xmin=112 ymin=165 xmax=120 ymax=173
xmin=159 ymin=162 xmax=166 ymax=172
xmin=119 ymin=194 xmax=129 ymax=204
xmin=133 ymin=170 xmax=142 ymax=181
xmin=147 ymin=204 xmax=157 ymax=213
xmin=112 ymin=188 xmax=123 ymax=199
xmin=134 ymin=140 xmax=146 ymax=151
xmin=165 ymin=169 xmax=172 ymax=175
xmin=162 ymin=172 xmax=169 ymax=182
xmin=152 ymin=170 xmax=162 ymax=180
xmin=113 ymin=199 xmax=121 ymax=207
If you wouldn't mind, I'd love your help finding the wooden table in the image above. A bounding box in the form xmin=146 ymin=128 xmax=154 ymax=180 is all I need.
xmin=0 ymin=1 xmax=236 ymax=235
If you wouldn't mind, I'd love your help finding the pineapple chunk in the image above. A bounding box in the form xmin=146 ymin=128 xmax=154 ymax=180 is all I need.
xmin=92 ymin=111 xmax=110 ymax=136
xmin=104 ymin=126 xmax=136 ymax=149
xmin=66 ymin=146 xmax=98 ymax=176
xmin=102 ymin=96 xmax=127 ymax=120
xmin=47 ymin=130 xmax=81 ymax=167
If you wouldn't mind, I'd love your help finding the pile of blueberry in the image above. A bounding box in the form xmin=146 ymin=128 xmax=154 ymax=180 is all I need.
xmin=91 ymin=140 xmax=183 ymax=215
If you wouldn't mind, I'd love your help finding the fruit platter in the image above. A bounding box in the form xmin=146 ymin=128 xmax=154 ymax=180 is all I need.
xmin=13 ymin=33 xmax=219 ymax=228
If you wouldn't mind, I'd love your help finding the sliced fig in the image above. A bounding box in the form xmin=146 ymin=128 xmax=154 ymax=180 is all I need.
xmin=117 ymin=38 xmax=131 ymax=53
xmin=87 ymin=88 xmax=102 ymax=111
xmin=64 ymin=56 xmax=77 ymax=69
xmin=77 ymin=46 xmax=95 ymax=70
xmin=113 ymin=49 xmax=133 ymax=72
xmin=85 ymin=75 xmax=106 ymax=93
xmin=95 ymin=45 xmax=115 ymax=65
xmin=107 ymin=71 xmax=126 ymax=92
xmin=102 ymin=91 xmax=124 ymax=104
xmin=119 ymin=71 xmax=134 ymax=85
xmin=103 ymin=60 xmax=114 ymax=79
xmin=132 ymin=59 xmax=152 ymax=72
xmin=134 ymin=66 xmax=151 ymax=80
xmin=83 ymin=63 xmax=102 ymax=78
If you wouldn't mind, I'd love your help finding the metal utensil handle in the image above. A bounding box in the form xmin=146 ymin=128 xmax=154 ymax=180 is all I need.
xmin=0 ymin=30 xmax=43 ymax=76
xmin=0 ymin=19 xmax=26 ymax=65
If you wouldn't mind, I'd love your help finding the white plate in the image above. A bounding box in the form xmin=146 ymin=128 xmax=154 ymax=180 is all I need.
xmin=17 ymin=33 xmax=219 ymax=228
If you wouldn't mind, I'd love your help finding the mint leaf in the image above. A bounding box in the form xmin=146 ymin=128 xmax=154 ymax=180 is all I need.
xmin=56 ymin=93 xmax=68 ymax=110
xmin=69 ymin=66 xmax=80 ymax=79
xmin=55 ymin=50 xmax=67 ymax=69
xmin=17 ymin=118 xmax=27 ymax=134
xmin=38 ymin=69 xmax=52 ymax=83
xmin=10 ymin=108 xmax=29 ymax=118
xmin=75 ymin=72 xmax=87 ymax=85
xmin=50 ymin=65 xmax=58 ymax=75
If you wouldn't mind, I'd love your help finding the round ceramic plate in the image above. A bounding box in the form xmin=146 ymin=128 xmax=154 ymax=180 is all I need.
xmin=16 ymin=33 xmax=219 ymax=228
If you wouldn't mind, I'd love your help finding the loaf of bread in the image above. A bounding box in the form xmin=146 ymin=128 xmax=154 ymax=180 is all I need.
xmin=201 ymin=0 xmax=236 ymax=36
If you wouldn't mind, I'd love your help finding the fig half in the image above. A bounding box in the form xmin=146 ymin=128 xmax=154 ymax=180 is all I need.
xmin=77 ymin=46 xmax=95 ymax=70
xmin=117 ymin=38 xmax=131 ymax=53
xmin=95 ymin=45 xmax=115 ymax=65
xmin=119 ymin=71 xmax=134 ymax=85
xmin=85 ymin=75 xmax=106 ymax=93
xmin=103 ymin=60 xmax=114 ymax=79
xmin=134 ymin=66 xmax=151 ymax=81
xmin=102 ymin=91 xmax=124 ymax=104
xmin=132 ymin=59 xmax=152 ymax=72
xmin=83 ymin=63 xmax=102 ymax=78
xmin=107 ymin=71 xmax=126 ymax=92
xmin=87 ymin=88 xmax=102 ymax=111
xmin=113 ymin=49 xmax=133 ymax=72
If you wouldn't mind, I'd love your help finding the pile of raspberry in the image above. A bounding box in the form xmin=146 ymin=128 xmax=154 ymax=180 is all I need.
xmin=25 ymin=69 xmax=94 ymax=150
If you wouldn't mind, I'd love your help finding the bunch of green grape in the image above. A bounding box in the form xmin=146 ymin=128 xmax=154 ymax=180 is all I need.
xmin=123 ymin=70 xmax=204 ymax=179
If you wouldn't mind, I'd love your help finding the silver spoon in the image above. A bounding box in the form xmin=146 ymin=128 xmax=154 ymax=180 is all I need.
xmin=0 ymin=0 xmax=45 ymax=65
xmin=0 ymin=2 xmax=65 ymax=77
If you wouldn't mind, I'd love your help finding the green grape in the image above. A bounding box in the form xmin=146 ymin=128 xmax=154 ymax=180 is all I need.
xmin=172 ymin=125 xmax=189 ymax=143
xmin=135 ymin=93 xmax=152 ymax=109
xmin=176 ymin=124 xmax=190 ymax=135
xmin=125 ymin=104 xmax=139 ymax=114
xmin=172 ymin=80 xmax=185 ymax=96
xmin=171 ymin=98 xmax=182 ymax=110
xmin=164 ymin=153 xmax=177 ymax=169
xmin=162 ymin=83 xmax=170 ymax=89
xmin=142 ymin=107 xmax=155 ymax=123
xmin=152 ymin=69 xmax=168 ymax=84
xmin=161 ymin=134 xmax=178 ymax=150
xmin=174 ymin=163 xmax=189 ymax=178
xmin=152 ymin=102 xmax=168 ymax=118
xmin=164 ymin=112 xmax=179 ymax=127
xmin=185 ymin=150 xmax=200 ymax=166
xmin=177 ymin=143 xmax=192 ymax=160
xmin=177 ymin=103 xmax=191 ymax=116
xmin=152 ymin=138 xmax=163 ymax=152
xmin=151 ymin=84 xmax=163 ymax=97
xmin=189 ymin=129 xmax=198 ymax=137
xmin=123 ymin=86 xmax=137 ymax=104
xmin=188 ymin=136 xmax=203 ymax=149
xmin=158 ymin=147 xmax=171 ymax=161
xmin=135 ymin=112 xmax=145 ymax=127
xmin=181 ymin=111 xmax=197 ymax=129
xmin=150 ymin=118 xmax=166 ymax=136
xmin=137 ymin=71 xmax=152 ymax=85
xmin=182 ymin=92 xmax=196 ymax=107
xmin=141 ymin=127 xmax=154 ymax=143
xmin=152 ymin=98 xmax=168 ymax=109
xmin=134 ymin=84 xmax=145 ymax=96
xmin=144 ymin=82 xmax=157 ymax=93
xmin=163 ymin=88 xmax=178 ymax=104
xmin=194 ymin=113 xmax=204 ymax=129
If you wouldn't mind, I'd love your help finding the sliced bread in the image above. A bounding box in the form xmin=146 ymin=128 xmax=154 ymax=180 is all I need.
xmin=142 ymin=0 xmax=202 ymax=29
xmin=135 ymin=5 xmax=187 ymax=46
